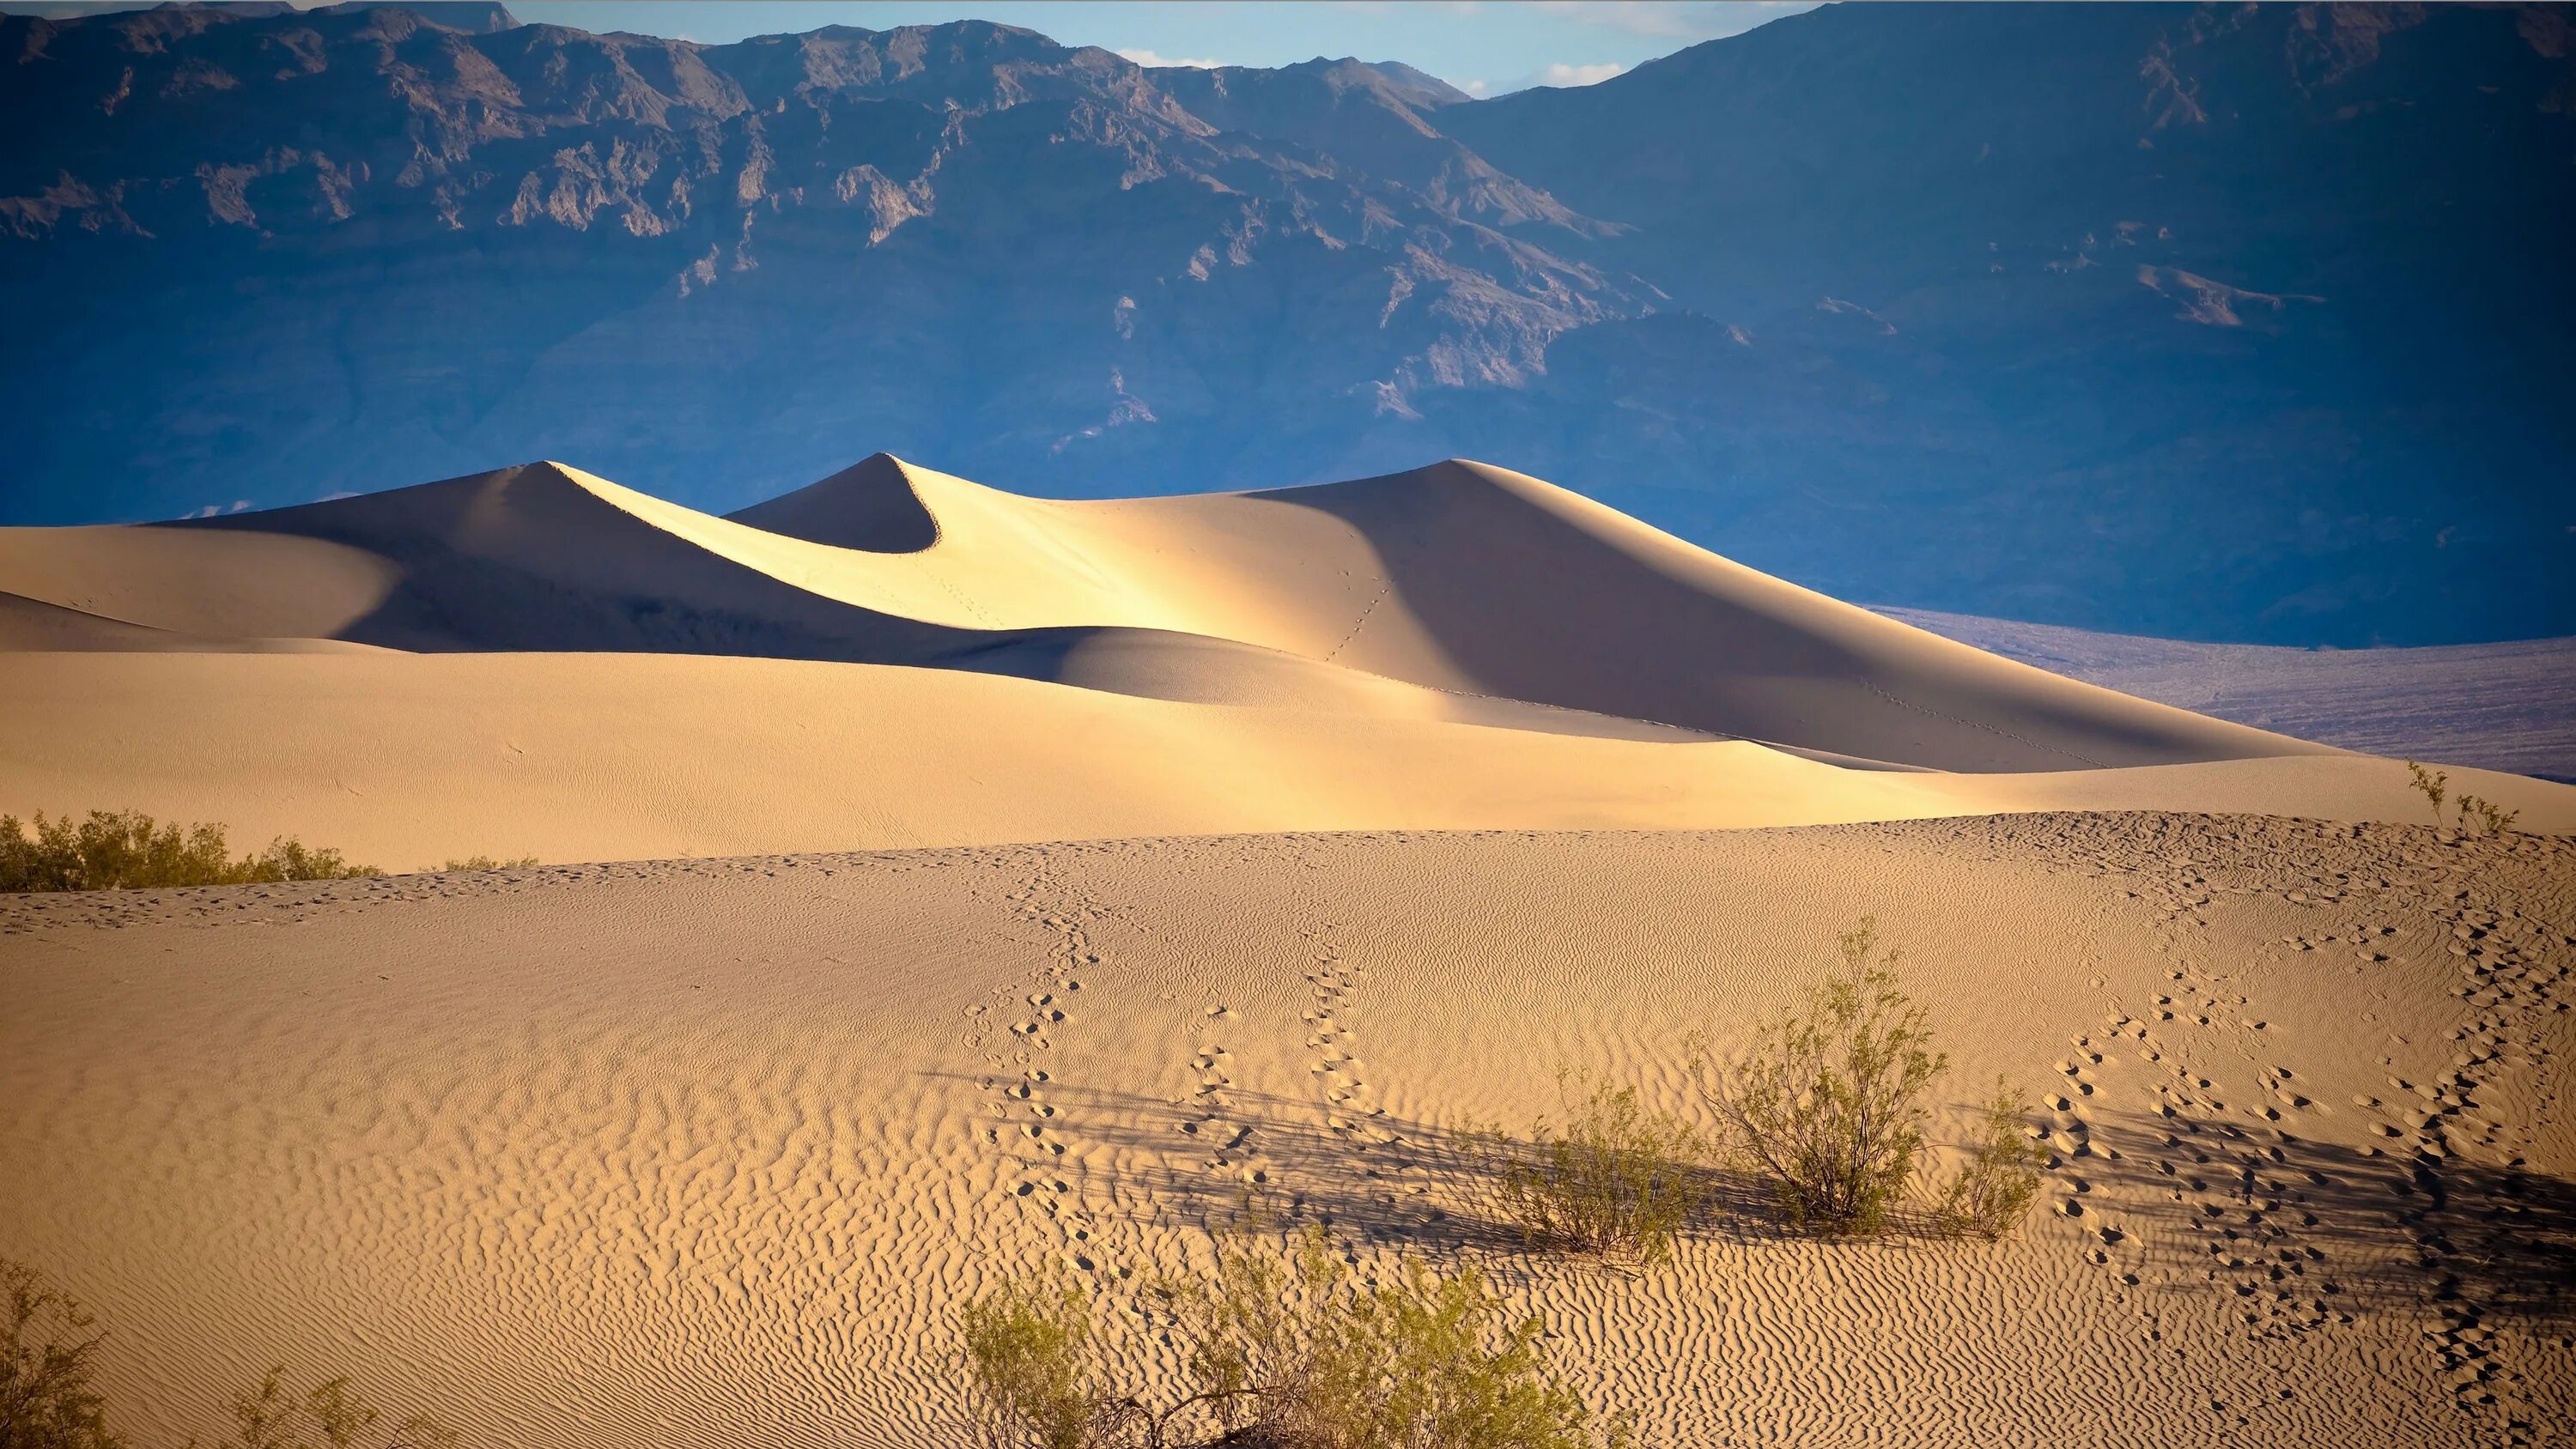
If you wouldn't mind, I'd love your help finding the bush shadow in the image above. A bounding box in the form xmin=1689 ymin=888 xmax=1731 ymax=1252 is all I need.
xmin=2069 ymin=1105 xmax=2576 ymax=1329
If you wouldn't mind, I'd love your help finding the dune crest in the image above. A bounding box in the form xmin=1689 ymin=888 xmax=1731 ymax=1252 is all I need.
xmin=8 ymin=456 xmax=2326 ymax=764
xmin=722 ymin=452 xmax=946 ymax=554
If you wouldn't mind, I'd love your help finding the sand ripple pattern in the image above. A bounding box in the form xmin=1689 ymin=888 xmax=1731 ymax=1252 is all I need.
xmin=2 ymin=817 xmax=2569 ymax=1446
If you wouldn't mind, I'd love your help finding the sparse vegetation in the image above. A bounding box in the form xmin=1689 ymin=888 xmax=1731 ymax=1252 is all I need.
xmin=1930 ymin=1081 xmax=2045 ymax=1241
xmin=2453 ymin=794 xmax=2520 ymax=838
xmin=2404 ymin=760 xmax=2449 ymax=826
xmin=0 ymin=811 xmax=380 ymax=894
xmin=188 ymin=1369 xmax=455 ymax=1449
xmin=1169 ymin=1226 xmax=1625 ymax=1449
xmin=1461 ymin=1069 xmax=1707 ymax=1265
xmin=436 ymin=857 xmax=540 ymax=873
xmin=2406 ymin=761 xmax=2522 ymax=838
xmin=2403 ymin=761 xmax=2521 ymax=838
xmin=1695 ymin=918 xmax=1951 ymax=1237
xmin=959 ymin=1270 xmax=1127 ymax=1449
xmin=2 ymin=1257 xmax=454 ymax=1449
xmin=960 ymin=1228 xmax=1626 ymax=1449
xmin=2 ymin=1258 xmax=122 ymax=1449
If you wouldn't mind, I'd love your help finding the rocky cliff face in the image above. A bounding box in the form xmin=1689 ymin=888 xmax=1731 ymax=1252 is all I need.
xmin=4 ymin=1 xmax=2570 ymax=645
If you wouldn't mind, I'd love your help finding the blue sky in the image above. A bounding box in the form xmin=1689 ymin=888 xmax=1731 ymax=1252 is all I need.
xmin=13 ymin=2 xmax=1820 ymax=95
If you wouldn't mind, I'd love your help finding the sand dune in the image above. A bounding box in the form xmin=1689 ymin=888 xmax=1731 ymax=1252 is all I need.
xmin=3 ymin=817 xmax=2568 ymax=1446
xmin=5 ymin=453 xmax=2566 ymax=870
xmin=1 ymin=455 xmax=2323 ymax=772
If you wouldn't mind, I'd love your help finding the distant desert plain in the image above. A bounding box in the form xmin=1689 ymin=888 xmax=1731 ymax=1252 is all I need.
xmin=3 ymin=456 xmax=2572 ymax=1446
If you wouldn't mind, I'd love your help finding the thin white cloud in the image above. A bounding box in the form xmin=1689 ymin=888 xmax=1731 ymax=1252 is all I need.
xmin=1481 ymin=60 xmax=1630 ymax=96
xmin=1535 ymin=62 xmax=1627 ymax=87
xmin=1115 ymin=48 xmax=1230 ymax=70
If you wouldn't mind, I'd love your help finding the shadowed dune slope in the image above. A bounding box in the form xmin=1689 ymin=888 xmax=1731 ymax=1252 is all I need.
xmin=734 ymin=455 xmax=2330 ymax=769
xmin=0 ymin=452 xmax=2318 ymax=770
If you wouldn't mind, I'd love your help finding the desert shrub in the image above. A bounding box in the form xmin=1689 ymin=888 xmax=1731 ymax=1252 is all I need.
xmin=1697 ymin=918 xmax=1948 ymax=1236
xmin=2453 ymin=794 xmax=2520 ymax=838
xmin=0 ymin=811 xmax=380 ymax=893
xmin=2404 ymin=761 xmax=2448 ymax=825
xmin=191 ymin=1368 xmax=456 ymax=1449
xmin=1461 ymin=1069 xmax=1707 ymax=1264
xmin=437 ymin=858 xmax=540 ymax=873
xmin=1930 ymin=1081 xmax=2044 ymax=1240
xmin=960 ymin=1272 xmax=1133 ymax=1449
xmin=1167 ymin=1226 xmax=1626 ymax=1449
xmin=1 ymin=1258 xmax=123 ymax=1449
xmin=1 ymin=1259 xmax=452 ymax=1449
xmin=2404 ymin=763 xmax=2521 ymax=838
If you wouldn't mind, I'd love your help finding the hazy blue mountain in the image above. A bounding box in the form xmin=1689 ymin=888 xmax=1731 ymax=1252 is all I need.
xmin=1442 ymin=1 xmax=2576 ymax=645
xmin=3 ymin=1 xmax=2568 ymax=646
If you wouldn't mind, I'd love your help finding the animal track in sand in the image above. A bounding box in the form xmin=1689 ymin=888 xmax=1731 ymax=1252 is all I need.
xmin=975 ymin=856 xmax=1125 ymax=1264
xmin=1175 ymin=1038 xmax=1258 ymax=1177
xmin=2050 ymin=815 xmax=2576 ymax=1445
xmin=1303 ymin=932 xmax=1396 ymax=1146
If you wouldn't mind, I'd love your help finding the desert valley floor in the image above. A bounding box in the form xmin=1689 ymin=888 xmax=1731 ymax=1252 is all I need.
xmin=3 ymin=457 xmax=2572 ymax=1446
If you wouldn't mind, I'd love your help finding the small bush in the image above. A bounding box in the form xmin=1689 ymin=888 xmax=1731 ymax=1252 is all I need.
xmin=2454 ymin=794 xmax=2519 ymax=838
xmin=1 ymin=1258 xmax=123 ymax=1449
xmin=957 ymin=1230 xmax=1625 ymax=1449
xmin=1461 ymin=1069 xmax=1707 ymax=1264
xmin=2404 ymin=760 xmax=2448 ymax=826
xmin=1698 ymin=918 xmax=1948 ymax=1236
xmin=959 ymin=1272 xmax=1131 ymax=1449
xmin=1931 ymin=1081 xmax=2044 ymax=1241
xmin=191 ymin=1367 xmax=457 ymax=1449
xmin=1167 ymin=1226 xmax=1626 ymax=1449
xmin=0 ymin=810 xmax=380 ymax=893
xmin=2 ymin=1259 xmax=453 ymax=1449
xmin=437 ymin=857 xmax=540 ymax=873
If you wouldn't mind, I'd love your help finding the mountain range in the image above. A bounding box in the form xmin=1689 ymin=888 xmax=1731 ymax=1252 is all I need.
xmin=3 ymin=0 xmax=2570 ymax=645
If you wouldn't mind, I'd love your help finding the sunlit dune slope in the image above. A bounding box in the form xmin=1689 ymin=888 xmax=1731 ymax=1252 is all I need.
xmin=3 ymin=651 xmax=2568 ymax=870
xmin=0 ymin=454 xmax=2324 ymax=772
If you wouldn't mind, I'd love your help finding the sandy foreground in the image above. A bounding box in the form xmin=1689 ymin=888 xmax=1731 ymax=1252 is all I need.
xmin=3 ymin=456 xmax=2573 ymax=1445
xmin=3 ymin=818 xmax=2572 ymax=1446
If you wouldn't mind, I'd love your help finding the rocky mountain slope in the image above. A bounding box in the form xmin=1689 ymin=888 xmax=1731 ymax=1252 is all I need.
xmin=3 ymin=0 xmax=2569 ymax=645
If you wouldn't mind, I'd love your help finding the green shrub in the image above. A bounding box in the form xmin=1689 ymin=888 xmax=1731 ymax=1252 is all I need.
xmin=2404 ymin=761 xmax=2448 ymax=826
xmin=1166 ymin=1226 xmax=1627 ymax=1449
xmin=2401 ymin=762 xmax=2519 ymax=837
xmin=1930 ymin=1081 xmax=2044 ymax=1241
xmin=437 ymin=858 xmax=540 ymax=873
xmin=1697 ymin=918 xmax=1948 ymax=1236
xmin=959 ymin=1272 xmax=1132 ymax=1449
xmin=1 ymin=1258 xmax=123 ymax=1449
xmin=3 ymin=1258 xmax=454 ymax=1449
xmin=1461 ymin=1069 xmax=1707 ymax=1265
xmin=189 ymin=1368 xmax=456 ymax=1449
xmin=2453 ymin=794 xmax=2519 ymax=838
xmin=0 ymin=810 xmax=380 ymax=893
xmin=959 ymin=1230 xmax=1626 ymax=1449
